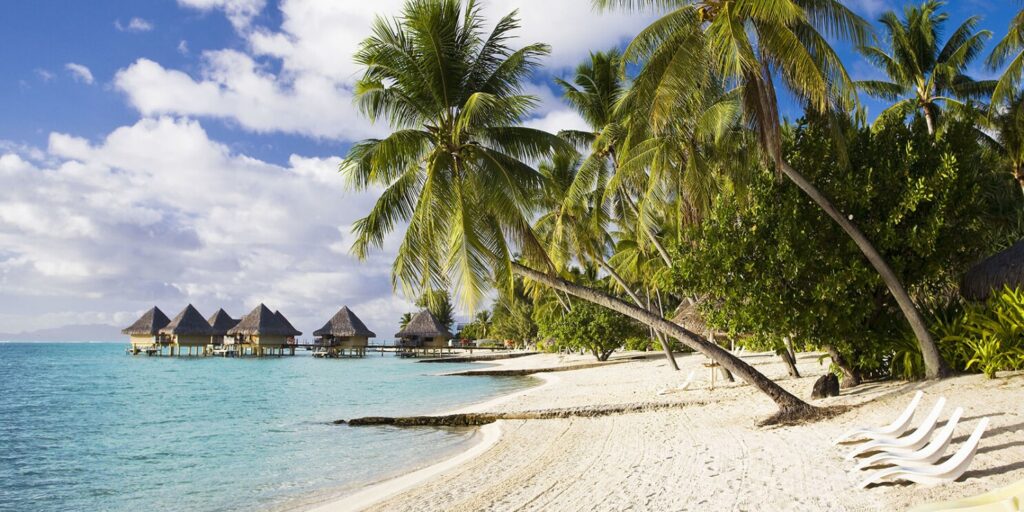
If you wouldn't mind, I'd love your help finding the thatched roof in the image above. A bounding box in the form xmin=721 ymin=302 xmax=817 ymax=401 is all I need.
xmin=672 ymin=298 xmax=710 ymax=334
xmin=122 ymin=306 xmax=171 ymax=335
xmin=962 ymin=240 xmax=1024 ymax=301
xmin=395 ymin=310 xmax=452 ymax=338
xmin=161 ymin=304 xmax=213 ymax=335
xmin=274 ymin=311 xmax=303 ymax=337
xmin=228 ymin=304 xmax=302 ymax=336
xmin=313 ymin=306 xmax=376 ymax=338
xmin=207 ymin=309 xmax=239 ymax=336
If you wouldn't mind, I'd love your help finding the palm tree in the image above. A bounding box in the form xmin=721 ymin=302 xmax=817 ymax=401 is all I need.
xmin=988 ymin=8 xmax=1024 ymax=108
xmin=344 ymin=0 xmax=567 ymax=310
xmin=858 ymin=0 xmax=993 ymax=134
xmin=597 ymin=0 xmax=953 ymax=379
xmin=534 ymin=151 xmax=681 ymax=370
xmin=983 ymin=93 xmax=1024 ymax=195
xmin=399 ymin=312 xmax=413 ymax=329
xmin=347 ymin=0 xmax=814 ymax=419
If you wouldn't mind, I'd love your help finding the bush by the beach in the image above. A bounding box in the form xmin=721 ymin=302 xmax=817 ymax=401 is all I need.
xmin=671 ymin=115 xmax=1022 ymax=381
xmin=537 ymin=301 xmax=646 ymax=361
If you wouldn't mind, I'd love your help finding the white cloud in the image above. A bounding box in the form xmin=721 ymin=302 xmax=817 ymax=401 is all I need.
xmin=0 ymin=116 xmax=411 ymax=335
xmin=35 ymin=69 xmax=55 ymax=82
xmin=178 ymin=40 xmax=190 ymax=55
xmin=115 ymin=17 xmax=154 ymax=32
xmin=177 ymin=0 xmax=266 ymax=30
xmin=112 ymin=0 xmax=649 ymax=141
xmin=114 ymin=53 xmax=385 ymax=140
xmin=65 ymin=63 xmax=95 ymax=85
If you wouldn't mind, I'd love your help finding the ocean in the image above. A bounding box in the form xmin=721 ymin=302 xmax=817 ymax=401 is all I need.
xmin=0 ymin=343 xmax=532 ymax=512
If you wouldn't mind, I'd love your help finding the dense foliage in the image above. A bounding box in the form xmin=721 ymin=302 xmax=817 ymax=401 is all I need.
xmin=537 ymin=300 xmax=647 ymax=361
xmin=672 ymin=115 xmax=1018 ymax=379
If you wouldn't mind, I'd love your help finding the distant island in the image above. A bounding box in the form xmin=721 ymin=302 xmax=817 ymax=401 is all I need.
xmin=0 ymin=324 xmax=121 ymax=342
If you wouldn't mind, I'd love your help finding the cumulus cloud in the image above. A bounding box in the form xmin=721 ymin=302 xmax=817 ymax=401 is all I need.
xmin=177 ymin=0 xmax=266 ymax=30
xmin=115 ymin=17 xmax=154 ymax=32
xmin=0 ymin=117 xmax=414 ymax=335
xmin=65 ymin=63 xmax=95 ymax=85
xmin=112 ymin=0 xmax=649 ymax=141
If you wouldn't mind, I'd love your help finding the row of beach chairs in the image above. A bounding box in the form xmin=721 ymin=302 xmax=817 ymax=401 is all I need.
xmin=835 ymin=390 xmax=1022 ymax=511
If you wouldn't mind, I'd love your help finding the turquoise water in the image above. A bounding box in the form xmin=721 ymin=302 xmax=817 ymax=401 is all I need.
xmin=0 ymin=343 xmax=532 ymax=512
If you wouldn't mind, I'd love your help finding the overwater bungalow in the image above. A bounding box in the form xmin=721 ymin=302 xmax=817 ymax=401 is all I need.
xmin=312 ymin=306 xmax=376 ymax=358
xmin=227 ymin=304 xmax=301 ymax=357
xmin=160 ymin=304 xmax=214 ymax=356
xmin=122 ymin=306 xmax=171 ymax=355
xmin=395 ymin=310 xmax=452 ymax=356
xmin=207 ymin=308 xmax=239 ymax=349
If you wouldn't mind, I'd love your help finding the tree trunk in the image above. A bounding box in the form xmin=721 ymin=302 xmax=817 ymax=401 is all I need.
xmin=782 ymin=336 xmax=800 ymax=378
xmin=512 ymin=262 xmax=814 ymax=417
xmin=825 ymin=345 xmax=861 ymax=388
xmin=597 ymin=259 xmax=680 ymax=371
xmin=778 ymin=161 xmax=951 ymax=379
xmin=923 ymin=104 xmax=936 ymax=135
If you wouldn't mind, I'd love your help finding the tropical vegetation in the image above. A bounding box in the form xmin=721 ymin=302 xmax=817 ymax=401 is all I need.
xmin=348 ymin=0 xmax=1024 ymax=422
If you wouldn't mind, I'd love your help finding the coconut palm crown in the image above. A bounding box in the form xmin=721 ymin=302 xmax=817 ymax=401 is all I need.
xmin=988 ymin=8 xmax=1024 ymax=108
xmin=858 ymin=0 xmax=994 ymax=134
xmin=343 ymin=0 xmax=570 ymax=309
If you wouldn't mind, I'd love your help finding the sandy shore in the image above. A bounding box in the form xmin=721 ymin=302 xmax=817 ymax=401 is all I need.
xmin=309 ymin=350 xmax=1024 ymax=511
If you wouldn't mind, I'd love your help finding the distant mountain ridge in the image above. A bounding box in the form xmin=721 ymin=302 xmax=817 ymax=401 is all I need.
xmin=0 ymin=324 xmax=122 ymax=342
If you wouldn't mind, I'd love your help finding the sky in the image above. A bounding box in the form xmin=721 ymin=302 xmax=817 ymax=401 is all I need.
xmin=0 ymin=0 xmax=1018 ymax=339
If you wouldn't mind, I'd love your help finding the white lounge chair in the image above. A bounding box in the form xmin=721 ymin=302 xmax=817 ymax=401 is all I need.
xmin=833 ymin=390 xmax=923 ymax=445
xmin=657 ymin=371 xmax=696 ymax=395
xmin=846 ymin=396 xmax=946 ymax=461
xmin=858 ymin=417 xmax=989 ymax=488
xmin=854 ymin=407 xmax=963 ymax=471
xmin=907 ymin=477 xmax=1024 ymax=511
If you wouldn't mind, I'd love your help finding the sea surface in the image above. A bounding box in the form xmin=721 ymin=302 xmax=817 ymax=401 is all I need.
xmin=0 ymin=343 xmax=533 ymax=512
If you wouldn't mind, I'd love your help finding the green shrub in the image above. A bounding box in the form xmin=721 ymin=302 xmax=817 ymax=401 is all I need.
xmin=935 ymin=286 xmax=1024 ymax=378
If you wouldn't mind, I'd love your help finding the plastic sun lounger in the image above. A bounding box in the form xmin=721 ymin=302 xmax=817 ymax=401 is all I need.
xmin=846 ymin=396 xmax=947 ymax=461
xmin=858 ymin=417 xmax=989 ymax=489
xmin=657 ymin=371 xmax=696 ymax=396
xmin=854 ymin=407 xmax=964 ymax=471
xmin=907 ymin=477 xmax=1024 ymax=512
xmin=833 ymin=390 xmax=923 ymax=445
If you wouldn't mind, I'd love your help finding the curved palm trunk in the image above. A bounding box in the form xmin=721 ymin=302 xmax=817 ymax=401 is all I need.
xmin=779 ymin=161 xmax=951 ymax=379
xmin=596 ymin=259 xmax=680 ymax=371
xmin=512 ymin=262 xmax=814 ymax=417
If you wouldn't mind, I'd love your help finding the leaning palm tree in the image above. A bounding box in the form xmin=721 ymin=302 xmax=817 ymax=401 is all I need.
xmin=346 ymin=0 xmax=815 ymax=419
xmin=858 ymin=0 xmax=993 ymax=134
xmin=988 ymin=8 xmax=1024 ymax=108
xmin=596 ymin=0 xmax=952 ymax=378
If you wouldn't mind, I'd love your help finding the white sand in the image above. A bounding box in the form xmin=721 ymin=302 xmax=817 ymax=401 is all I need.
xmin=309 ymin=351 xmax=1024 ymax=511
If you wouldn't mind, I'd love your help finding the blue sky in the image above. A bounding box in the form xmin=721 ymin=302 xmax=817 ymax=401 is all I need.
xmin=0 ymin=0 xmax=1019 ymax=339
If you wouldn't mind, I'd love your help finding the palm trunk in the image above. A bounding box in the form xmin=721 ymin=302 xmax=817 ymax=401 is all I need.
xmin=597 ymin=259 xmax=680 ymax=371
xmin=778 ymin=161 xmax=951 ymax=379
xmin=923 ymin=105 xmax=936 ymax=135
xmin=512 ymin=262 xmax=814 ymax=418
xmin=781 ymin=336 xmax=800 ymax=378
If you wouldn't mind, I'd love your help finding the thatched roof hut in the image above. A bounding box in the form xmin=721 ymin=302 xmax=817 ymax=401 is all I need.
xmin=160 ymin=304 xmax=213 ymax=335
xmin=395 ymin=310 xmax=452 ymax=339
xmin=962 ymin=240 xmax=1024 ymax=301
xmin=122 ymin=306 xmax=171 ymax=335
xmin=228 ymin=304 xmax=302 ymax=337
xmin=672 ymin=298 xmax=715 ymax=335
xmin=313 ymin=306 xmax=376 ymax=338
xmin=206 ymin=309 xmax=239 ymax=336
xmin=274 ymin=310 xmax=303 ymax=337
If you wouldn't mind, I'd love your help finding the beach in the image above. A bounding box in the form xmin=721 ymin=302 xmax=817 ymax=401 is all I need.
xmin=310 ymin=351 xmax=1024 ymax=512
